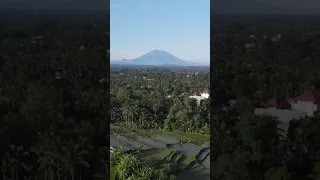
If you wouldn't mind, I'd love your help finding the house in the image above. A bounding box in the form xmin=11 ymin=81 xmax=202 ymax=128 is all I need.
xmin=290 ymin=90 xmax=320 ymax=116
xmin=254 ymin=108 xmax=306 ymax=135
xmin=189 ymin=91 xmax=207 ymax=105
xmin=265 ymin=99 xmax=291 ymax=109
xmin=254 ymin=90 xmax=320 ymax=134
xmin=201 ymin=90 xmax=210 ymax=99
xmin=192 ymin=92 xmax=201 ymax=96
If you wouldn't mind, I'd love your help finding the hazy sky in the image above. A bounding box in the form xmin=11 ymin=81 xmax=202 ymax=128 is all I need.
xmin=110 ymin=0 xmax=210 ymax=64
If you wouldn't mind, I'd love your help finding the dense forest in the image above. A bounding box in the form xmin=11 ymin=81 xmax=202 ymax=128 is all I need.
xmin=0 ymin=11 xmax=109 ymax=180
xmin=110 ymin=67 xmax=210 ymax=135
xmin=109 ymin=67 xmax=210 ymax=179
xmin=211 ymin=15 xmax=320 ymax=180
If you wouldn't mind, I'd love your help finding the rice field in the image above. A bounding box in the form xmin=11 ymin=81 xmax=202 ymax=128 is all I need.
xmin=110 ymin=124 xmax=210 ymax=179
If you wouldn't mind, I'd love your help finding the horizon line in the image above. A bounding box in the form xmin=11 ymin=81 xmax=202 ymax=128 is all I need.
xmin=110 ymin=49 xmax=209 ymax=64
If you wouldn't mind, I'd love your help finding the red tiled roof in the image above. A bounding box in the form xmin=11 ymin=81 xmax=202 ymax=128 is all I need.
xmin=266 ymin=99 xmax=291 ymax=108
xmin=202 ymin=90 xmax=210 ymax=94
xmin=192 ymin=92 xmax=200 ymax=96
xmin=293 ymin=90 xmax=320 ymax=103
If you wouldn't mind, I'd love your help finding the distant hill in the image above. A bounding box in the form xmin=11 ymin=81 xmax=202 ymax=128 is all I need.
xmin=212 ymin=0 xmax=320 ymax=15
xmin=0 ymin=0 xmax=109 ymax=10
xmin=111 ymin=50 xmax=207 ymax=66
xmin=120 ymin=59 xmax=131 ymax=63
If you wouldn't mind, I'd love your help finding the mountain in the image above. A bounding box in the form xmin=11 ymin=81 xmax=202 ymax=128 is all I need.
xmin=120 ymin=59 xmax=131 ymax=62
xmin=111 ymin=50 xmax=206 ymax=66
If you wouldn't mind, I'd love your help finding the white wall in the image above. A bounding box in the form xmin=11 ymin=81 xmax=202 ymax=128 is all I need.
xmin=201 ymin=93 xmax=209 ymax=99
xmin=189 ymin=96 xmax=206 ymax=105
xmin=291 ymin=101 xmax=317 ymax=116
xmin=254 ymin=108 xmax=306 ymax=132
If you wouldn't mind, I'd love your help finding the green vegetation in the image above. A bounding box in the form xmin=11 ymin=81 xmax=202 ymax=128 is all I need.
xmin=140 ymin=148 xmax=173 ymax=164
xmin=110 ymin=67 xmax=210 ymax=136
xmin=0 ymin=11 xmax=109 ymax=179
xmin=211 ymin=15 xmax=320 ymax=180
xmin=110 ymin=147 xmax=176 ymax=180
xmin=110 ymin=167 xmax=117 ymax=180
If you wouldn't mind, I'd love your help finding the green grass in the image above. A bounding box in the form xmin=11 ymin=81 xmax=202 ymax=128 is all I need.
xmin=195 ymin=148 xmax=210 ymax=162
xmin=138 ymin=148 xmax=173 ymax=165
xmin=174 ymin=131 xmax=209 ymax=145
xmin=110 ymin=167 xmax=117 ymax=180
xmin=185 ymin=156 xmax=197 ymax=165
xmin=183 ymin=156 xmax=197 ymax=169
xmin=200 ymin=151 xmax=210 ymax=164
xmin=162 ymin=150 xmax=174 ymax=161
xmin=111 ymin=124 xmax=209 ymax=146
xmin=129 ymin=147 xmax=206 ymax=179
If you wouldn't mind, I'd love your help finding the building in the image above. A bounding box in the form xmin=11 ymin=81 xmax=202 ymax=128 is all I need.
xmin=254 ymin=108 xmax=305 ymax=135
xmin=265 ymin=98 xmax=291 ymax=109
xmin=290 ymin=90 xmax=320 ymax=116
xmin=189 ymin=90 xmax=209 ymax=105
xmin=201 ymin=90 xmax=210 ymax=99
xmin=254 ymin=90 xmax=320 ymax=134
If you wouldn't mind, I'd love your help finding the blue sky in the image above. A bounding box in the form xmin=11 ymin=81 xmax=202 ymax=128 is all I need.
xmin=110 ymin=0 xmax=210 ymax=64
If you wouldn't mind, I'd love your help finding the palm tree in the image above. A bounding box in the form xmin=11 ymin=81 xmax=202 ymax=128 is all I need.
xmin=138 ymin=110 xmax=147 ymax=129
xmin=98 ymin=146 xmax=108 ymax=179
xmin=30 ymin=133 xmax=65 ymax=180
xmin=30 ymin=133 xmax=51 ymax=180
xmin=58 ymin=139 xmax=90 ymax=180
xmin=7 ymin=145 xmax=30 ymax=180
xmin=151 ymin=98 xmax=161 ymax=119
xmin=2 ymin=154 xmax=8 ymax=180
xmin=121 ymin=103 xmax=131 ymax=126
xmin=129 ymin=105 xmax=138 ymax=127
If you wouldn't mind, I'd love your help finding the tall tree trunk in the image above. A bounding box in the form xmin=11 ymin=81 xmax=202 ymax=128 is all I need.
xmin=16 ymin=168 xmax=18 ymax=180
xmin=2 ymin=157 xmax=6 ymax=180
xmin=71 ymin=166 xmax=74 ymax=180
xmin=45 ymin=169 xmax=47 ymax=180
xmin=58 ymin=164 xmax=61 ymax=180
xmin=50 ymin=168 xmax=54 ymax=180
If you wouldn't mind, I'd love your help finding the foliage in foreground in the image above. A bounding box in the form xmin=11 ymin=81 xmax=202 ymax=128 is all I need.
xmin=110 ymin=147 xmax=176 ymax=180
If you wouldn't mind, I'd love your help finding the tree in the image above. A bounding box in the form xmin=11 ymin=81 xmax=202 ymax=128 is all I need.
xmin=58 ymin=139 xmax=90 ymax=180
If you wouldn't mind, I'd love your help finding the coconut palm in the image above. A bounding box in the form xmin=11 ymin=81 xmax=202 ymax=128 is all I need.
xmin=58 ymin=139 xmax=89 ymax=180
xmin=30 ymin=133 xmax=55 ymax=180
xmin=7 ymin=145 xmax=30 ymax=180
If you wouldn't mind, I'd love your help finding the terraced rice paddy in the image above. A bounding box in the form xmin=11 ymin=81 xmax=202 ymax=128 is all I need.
xmin=135 ymin=135 xmax=167 ymax=149
xmin=110 ymin=124 xmax=210 ymax=180
xmin=168 ymin=143 xmax=200 ymax=157
xmin=201 ymin=153 xmax=210 ymax=169
xmin=114 ymin=135 xmax=152 ymax=150
xmin=154 ymin=134 xmax=180 ymax=144
xmin=110 ymin=137 xmax=131 ymax=151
